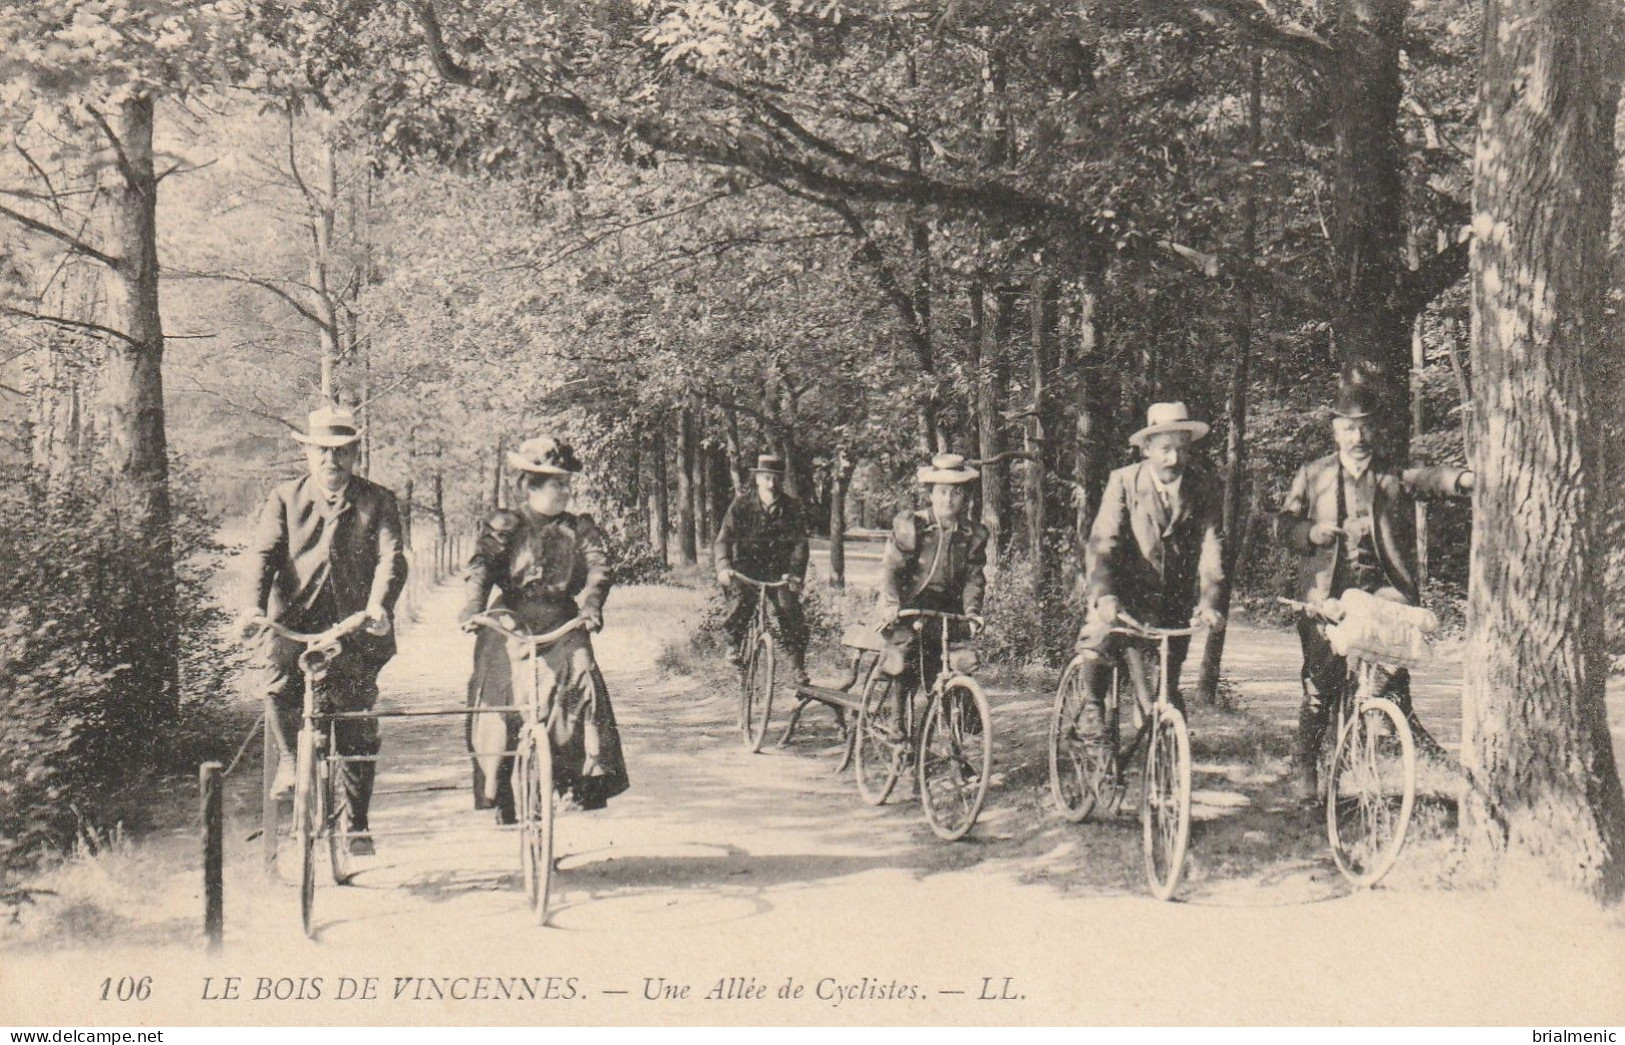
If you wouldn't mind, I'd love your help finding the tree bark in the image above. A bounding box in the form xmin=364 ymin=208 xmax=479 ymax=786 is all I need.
xmin=1461 ymin=0 xmax=1625 ymax=899
xmin=676 ymin=408 xmax=697 ymax=565
xmin=100 ymin=92 xmax=178 ymax=723
xmin=650 ymin=427 xmax=669 ymax=564
xmin=1197 ymin=51 xmax=1261 ymax=705
xmin=971 ymin=283 xmax=1010 ymax=563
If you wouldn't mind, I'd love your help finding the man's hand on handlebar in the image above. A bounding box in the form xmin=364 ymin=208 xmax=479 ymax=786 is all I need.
xmin=716 ymin=567 xmax=735 ymax=587
xmin=966 ymin=615 xmax=985 ymax=638
xmin=581 ymin=609 xmax=604 ymax=633
xmin=363 ymin=603 xmax=391 ymax=637
xmin=1191 ymin=605 xmax=1224 ymax=629
xmin=1309 ymin=523 xmax=1344 ymax=547
xmin=783 ymin=574 xmax=802 ymax=594
xmin=1090 ymin=595 xmax=1121 ymax=626
xmin=236 ymin=611 xmax=269 ymax=642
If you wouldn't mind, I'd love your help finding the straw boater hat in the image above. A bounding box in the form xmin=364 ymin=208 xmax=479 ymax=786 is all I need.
xmin=292 ymin=404 xmax=362 ymax=448
xmin=751 ymin=453 xmax=786 ymax=475
xmin=1128 ymin=402 xmax=1210 ymax=449
xmin=1331 ymin=386 xmax=1376 ymax=420
xmin=506 ymin=435 xmax=583 ymax=476
xmin=916 ymin=452 xmax=980 ymax=485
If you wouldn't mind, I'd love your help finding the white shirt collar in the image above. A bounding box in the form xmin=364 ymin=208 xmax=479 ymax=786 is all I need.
xmin=1149 ymin=471 xmax=1183 ymax=498
xmin=1339 ymin=453 xmax=1372 ymax=481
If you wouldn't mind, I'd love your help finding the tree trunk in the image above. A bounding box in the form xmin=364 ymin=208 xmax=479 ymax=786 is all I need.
xmin=1197 ymin=51 xmax=1261 ymax=705
xmin=431 ymin=465 xmax=446 ymax=545
xmin=100 ymin=92 xmax=178 ymax=724
xmin=650 ymin=428 xmax=669 ymax=564
xmin=676 ymin=409 xmax=697 ymax=565
xmin=724 ymin=405 xmax=744 ymax=494
xmin=1460 ymin=0 xmax=1625 ymax=899
xmin=828 ymin=449 xmax=853 ymax=589
xmin=1025 ymin=273 xmax=1054 ymax=600
xmin=491 ymin=436 xmax=504 ymax=510
xmin=971 ymin=284 xmax=1009 ymax=563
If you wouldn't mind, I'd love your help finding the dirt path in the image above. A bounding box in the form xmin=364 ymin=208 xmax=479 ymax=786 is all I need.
xmin=3 ymin=575 xmax=1623 ymax=1026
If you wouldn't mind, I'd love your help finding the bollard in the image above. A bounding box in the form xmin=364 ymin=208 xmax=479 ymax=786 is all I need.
xmin=200 ymin=761 xmax=223 ymax=952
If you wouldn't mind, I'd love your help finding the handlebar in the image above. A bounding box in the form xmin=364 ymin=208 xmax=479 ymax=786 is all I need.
xmin=1111 ymin=612 xmax=1201 ymax=640
xmin=1278 ymin=596 xmax=1339 ymax=621
xmin=244 ymin=611 xmax=372 ymax=647
xmin=733 ymin=574 xmax=792 ymax=589
xmin=467 ymin=611 xmax=590 ymax=648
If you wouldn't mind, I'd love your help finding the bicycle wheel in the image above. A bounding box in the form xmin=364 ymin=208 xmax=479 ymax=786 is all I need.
xmin=1048 ymin=658 xmax=1101 ymax=822
xmin=919 ymin=679 xmax=993 ymax=842
xmin=741 ymin=632 xmax=776 ymax=753
xmin=1327 ymin=696 xmax=1415 ymax=887
xmin=325 ymin=727 xmax=356 ymax=886
xmin=1141 ymin=703 xmax=1192 ymax=901
xmin=294 ymin=728 xmax=319 ymax=938
xmin=516 ymin=727 xmax=555 ymax=925
xmin=854 ymin=666 xmax=905 ymax=805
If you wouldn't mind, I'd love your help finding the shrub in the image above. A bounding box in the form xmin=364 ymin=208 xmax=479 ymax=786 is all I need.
xmin=0 ymin=467 xmax=241 ymax=895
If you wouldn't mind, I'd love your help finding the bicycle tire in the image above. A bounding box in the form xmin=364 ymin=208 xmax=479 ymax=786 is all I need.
xmin=1141 ymin=703 xmax=1192 ymax=901
xmin=854 ymin=667 xmax=905 ymax=805
xmin=1327 ymin=696 xmax=1415 ymax=887
xmin=1048 ymin=658 xmax=1099 ymax=822
xmin=742 ymin=632 xmax=775 ymax=753
xmin=325 ymin=725 xmax=356 ymax=886
xmin=918 ymin=679 xmax=993 ymax=842
xmin=294 ymin=727 xmax=319 ymax=938
xmin=516 ymin=727 xmax=555 ymax=926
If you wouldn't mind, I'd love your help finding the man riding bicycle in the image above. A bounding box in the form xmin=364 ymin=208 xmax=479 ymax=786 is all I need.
xmin=715 ymin=453 xmax=811 ymax=685
xmin=1276 ymin=386 xmax=1472 ymax=800
xmin=1075 ymin=403 xmax=1225 ymax=740
xmin=239 ymin=405 xmax=407 ymax=857
xmin=875 ymin=453 xmax=989 ymax=697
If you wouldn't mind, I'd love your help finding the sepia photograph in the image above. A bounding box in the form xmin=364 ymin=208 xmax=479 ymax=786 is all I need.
xmin=0 ymin=0 xmax=1622 ymax=1029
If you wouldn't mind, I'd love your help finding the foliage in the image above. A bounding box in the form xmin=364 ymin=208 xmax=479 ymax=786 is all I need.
xmin=0 ymin=466 xmax=240 ymax=887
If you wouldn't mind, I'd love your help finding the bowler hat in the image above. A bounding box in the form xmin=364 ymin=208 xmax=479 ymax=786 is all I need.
xmin=1128 ymin=402 xmax=1210 ymax=448
xmin=751 ymin=453 xmax=786 ymax=475
xmin=507 ymin=435 xmax=582 ymax=475
xmin=1331 ymin=387 xmax=1377 ymax=420
xmin=292 ymin=404 xmax=362 ymax=448
xmin=916 ymin=452 xmax=980 ymax=485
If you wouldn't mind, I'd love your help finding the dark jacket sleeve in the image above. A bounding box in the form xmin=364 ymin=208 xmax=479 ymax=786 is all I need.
xmin=575 ymin=513 xmax=611 ymax=619
xmin=244 ymin=486 xmax=288 ymax=615
xmin=1196 ymin=475 xmax=1226 ymax=613
xmin=460 ymin=510 xmax=520 ymax=622
xmin=713 ymin=497 xmax=742 ymax=574
xmin=878 ymin=510 xmax=918 ymax=612
xmin=788 ymin=499 xmax=810 ymax=581
xmin=1084 ymin=469 xmax=1130 ymax=605
xmin=1277 ymin=463 xmax=1317 ymax=553
xmin=962 ymin=525 xmax=989 ymax=617
xmin=370 ymin=488 xmax=408 ymax=613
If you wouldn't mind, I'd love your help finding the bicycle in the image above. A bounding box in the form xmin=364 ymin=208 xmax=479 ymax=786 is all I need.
xmin=731 ymin=574 xmax=791 ymax=753
xmin=466 ymin=611 xmax=591 ymax=926
xmin=854 ymin=608 xmax=992 ymax=841
xmin=1047 ymin=614 xmax=1200 ymax=901
xmin=1281 ymin=591 xmax=1425 ymax=887
xmin=244 ymin=611 xmax=373 ymax=939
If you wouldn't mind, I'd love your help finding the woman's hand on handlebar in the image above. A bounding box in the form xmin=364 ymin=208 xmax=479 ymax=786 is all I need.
xmin=581 ymin=609 xmax=604 ymax=633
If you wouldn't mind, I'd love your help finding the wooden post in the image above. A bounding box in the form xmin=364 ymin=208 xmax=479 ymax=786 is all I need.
xmin=260 ymin=701 xmax=277 ymax=871
xmin=200 ymin=761 xmax=223 ymax=951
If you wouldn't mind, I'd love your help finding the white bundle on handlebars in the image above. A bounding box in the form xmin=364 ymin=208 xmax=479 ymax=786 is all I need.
xmin=1324 ymin=588 xmax=1438 ymax=668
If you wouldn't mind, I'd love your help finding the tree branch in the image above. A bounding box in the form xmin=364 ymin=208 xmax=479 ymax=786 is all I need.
xmin=176 ymin=373 xmax=301 ymax=432
xmin=0 ymin=202 xmax=121 ymax=269
xmin=0 ymin=304 xmax=137 ymax=347
xmin=83 ymin=105 xmax=137 ymax=188
xmin=166 ymin=270 xmax=331 ymax=332
xmin=1182 ymin=0 xmax=1336 ymax=68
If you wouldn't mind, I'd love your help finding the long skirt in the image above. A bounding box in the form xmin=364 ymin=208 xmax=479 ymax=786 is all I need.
xmin=466 ymin=598 xmax=630 ymax=820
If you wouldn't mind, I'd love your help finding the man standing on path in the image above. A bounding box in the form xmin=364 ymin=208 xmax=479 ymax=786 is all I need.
xmin=1074 ymin=402 xmax=1226 ymax=739
xmin=1276 ymin=387 xmax=1472 ymax=801
xmin=715 ymin=453 xmax=810 ymax=684
xmin=240 ymin=405 xmax=408 ymax=856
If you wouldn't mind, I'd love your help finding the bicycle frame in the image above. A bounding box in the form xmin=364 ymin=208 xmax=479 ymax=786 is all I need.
xmin=894 ymin=608 xmax=980 ymax=732
xmin=1101 ymin=615 xmax=1199 ymax=764
xmin=734 ymin=573 xmax=790 ymax=651
xmin=467 ymin=611 xmax=589 ymax=738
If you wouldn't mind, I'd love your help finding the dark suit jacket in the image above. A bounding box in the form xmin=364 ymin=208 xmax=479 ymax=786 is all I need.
xmin=1084 ymin=461 xmax=1225 ymax=625
xmin=1278 ymin=455 xmax=1468 ymax=605
xmin=879 ymin=509 xmax=989 ymax=616
xmin=245 ymin=473 xmax=407 ymax=660
xmin=713 ymin=492 xmax=809 ymax=582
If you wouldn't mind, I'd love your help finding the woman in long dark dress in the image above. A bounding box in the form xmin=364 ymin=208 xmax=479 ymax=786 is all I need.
xmin=460 ymin=435 xmax=630 ymax=821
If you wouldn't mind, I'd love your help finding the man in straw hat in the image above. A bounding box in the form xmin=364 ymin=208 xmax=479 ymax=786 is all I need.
xmin=875 ymin=452 xmax=990 ymax=695
xmin=1074 ymin=402 xmax=1225 ymax=741
xmin=239 ymin=404 xmax=407 ymax=856
xmin=1277 ymin=386 xmax=1472 ymax=801
xmin=715 ymin=453 xmax=810 ymax=684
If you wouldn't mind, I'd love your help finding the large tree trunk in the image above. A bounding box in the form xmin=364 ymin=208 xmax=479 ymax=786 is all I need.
xmin=1460 ymin=0 xmax=1625 ymax=899
xmin=1197 ymin=51 xmax=1261 ymax=705
xmin=101 ymin=93 xmax=178 ymax=724
xmin=828 ymin=449 xmax=852 ymax=590
xmin=971 ymin=284 xmax=1011 ymax=563
xmin=676 ymin=408 xmax=697 ymax=565
xmin=649 ymin=428 xmax=669 ymax=564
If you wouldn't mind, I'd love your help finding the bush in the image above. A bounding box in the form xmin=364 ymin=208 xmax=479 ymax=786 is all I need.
xmin=0 ymin=468 xmax=241 ymax=894
xmin=977 ymin=551 xmax=1083 ymax=672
